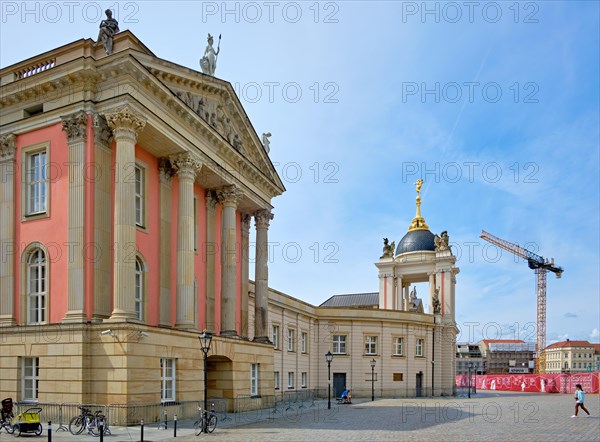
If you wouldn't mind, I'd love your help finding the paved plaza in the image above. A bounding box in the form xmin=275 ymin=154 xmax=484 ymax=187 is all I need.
xmin=2 ymin=392 xmax=598 ymax=442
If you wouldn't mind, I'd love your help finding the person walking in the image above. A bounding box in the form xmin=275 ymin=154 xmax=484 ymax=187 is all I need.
xmin=572 ymin=384 xmax=591 ymax=417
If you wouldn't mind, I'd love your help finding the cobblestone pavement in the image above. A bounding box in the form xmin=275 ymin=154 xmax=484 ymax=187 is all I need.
xmin=2 ymin=392 xmax=598 ymax=442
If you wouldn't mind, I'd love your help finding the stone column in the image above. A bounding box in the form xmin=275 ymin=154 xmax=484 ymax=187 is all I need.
xmin=158 ymin=158 xmax=174 ymax=327
xmin=428 ymin=272 xmax=436 ymax=315
xmin=61 ymin=111 xmax=88 ymax=323
xmin=92 ymin=114 xmax=113 ymax=321
xmin=403 ymin=285 xmax=409 ymax=311
xmin=172 ymin=153 xmax=201 ymax=329
xmin=218 ymin=184 xmax=242 ymax=336
xmin=105 ymin=106 xmax=146 ymax=321
xmin=253 ymin=209 xmax=273 ymax=342
xmin=204 ymin=191 xmax=217 ymax=332
xmin=0 ymin=134 xmax=17 ymax=326
xmin=395 ymin=275 xmax=403 ymax=311
xmin=241 ymin=214 xmax=251 ymax=337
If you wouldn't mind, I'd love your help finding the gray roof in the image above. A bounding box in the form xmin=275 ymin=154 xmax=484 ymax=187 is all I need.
xmin=319 ymin=293 xmax=378 ymax=308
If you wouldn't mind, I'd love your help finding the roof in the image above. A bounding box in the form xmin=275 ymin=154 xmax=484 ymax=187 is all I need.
xmin=396 ymin=229 xmax=435 ymax=254
xmin=480 ymin=340 xmax=525 ymax=346
xmin=319 ymin=293 xmax=378 ymax=308
xmin=544 ymin=340 xmax=594 ymax=350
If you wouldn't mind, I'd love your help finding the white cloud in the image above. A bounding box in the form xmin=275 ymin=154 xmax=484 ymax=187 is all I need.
xmin=590 ymin=328 xmax=600 ymax=341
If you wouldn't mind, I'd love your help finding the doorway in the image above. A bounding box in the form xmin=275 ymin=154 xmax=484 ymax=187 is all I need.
xmin=416 ymin=371 xmax=423 ymax=397
xmin=333 ymin=373 xmax=346 ymax=398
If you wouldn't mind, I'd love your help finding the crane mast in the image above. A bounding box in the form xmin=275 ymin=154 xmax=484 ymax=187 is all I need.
xmin=480 ymin=230 xmax=563 ymax=373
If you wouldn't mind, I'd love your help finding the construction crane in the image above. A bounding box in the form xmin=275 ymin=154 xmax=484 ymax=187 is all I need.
xmin=480 ymin=230 xmax=563 ymax=374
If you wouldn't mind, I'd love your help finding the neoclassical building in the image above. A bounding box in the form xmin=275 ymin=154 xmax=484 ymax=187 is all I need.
xmin=0 ymin=31 xmax=458 ymax=415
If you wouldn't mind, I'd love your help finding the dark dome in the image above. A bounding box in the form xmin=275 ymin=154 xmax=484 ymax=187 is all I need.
xmin=396 ymin=229 xmax=435 ymax=254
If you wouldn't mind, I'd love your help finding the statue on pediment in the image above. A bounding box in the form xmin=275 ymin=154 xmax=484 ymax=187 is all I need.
xmin=262 ymin=132 xmax=272 ymax=153
xmin=200 ymin=33 xmax=221 ymax=76
xmin=381 ymin=238 xmax=394 ymax=258
xmin=96 ymin=9 xmax=119 ymax=55
xmin=434 ymin=230 xmax=450 ymax=252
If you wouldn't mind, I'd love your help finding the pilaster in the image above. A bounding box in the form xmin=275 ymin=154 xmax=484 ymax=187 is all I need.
xmin=158 ymin=158 xmax=174 ymax=327
xmin=253 ymin=209 xmax=273 ymax=342
xmin=61 ymin=110 xmax=88 ymax=323
xmin=0 ymin=134 xmax=17 ymax=326
xmin=241 ymin=213 xmax=251 ymax=337
xmin=204 ymin=191 xmax=217 ymax=332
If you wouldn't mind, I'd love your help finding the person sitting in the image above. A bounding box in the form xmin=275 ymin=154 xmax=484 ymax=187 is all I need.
xmin=340 ymin=388 xmax=352 ymax=404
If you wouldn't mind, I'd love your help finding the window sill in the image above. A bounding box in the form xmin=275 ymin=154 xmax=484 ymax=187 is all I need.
xmin=22 ymin=211 xmax=49 ymax=222
xmin=392 ymin=355 xmax=405 ymax=358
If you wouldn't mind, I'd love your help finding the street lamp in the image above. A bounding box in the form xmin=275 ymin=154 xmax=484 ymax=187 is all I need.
xmin=467 ymin=362 xmax=473 ymax=398
xmin=199 ymin=331 xmax=213 ymax=433
xmin=325 ymin=351 xmax=333 ymax=409
xmin=370 ymin=359 xmax=376 ymax=401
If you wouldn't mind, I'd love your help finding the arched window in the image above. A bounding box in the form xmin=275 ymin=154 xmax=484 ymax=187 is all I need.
xmin=27 ymin=248 xmax=47 ymax=324
xmin=135 ymin=256 xmax=144 ymax=321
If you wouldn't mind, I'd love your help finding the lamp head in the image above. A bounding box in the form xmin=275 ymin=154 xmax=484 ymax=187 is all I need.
xmin=325 ymin=351 xmax=333 ymax=364
xmin=199 ymin=330 xmax=213 ymax=353
xmin=370 ymin=358 xmax=376 ymax=368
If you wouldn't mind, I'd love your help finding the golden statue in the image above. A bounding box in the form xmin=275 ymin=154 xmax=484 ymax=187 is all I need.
xmin=414 ymin=178 xmax=423 ymax=195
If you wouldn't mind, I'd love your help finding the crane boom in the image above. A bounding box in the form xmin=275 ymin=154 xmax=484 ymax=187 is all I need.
xmin=480 ymin=230 xmax=563 ymax=373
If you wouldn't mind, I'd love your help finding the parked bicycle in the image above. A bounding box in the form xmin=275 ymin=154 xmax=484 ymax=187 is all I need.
xmin=0 ymin=398 xmax=15 ymax=434
xmin=194 ymin=403 xmax=217 ymax=435
xmin=69 ymin=406 xmax=106 ymax=436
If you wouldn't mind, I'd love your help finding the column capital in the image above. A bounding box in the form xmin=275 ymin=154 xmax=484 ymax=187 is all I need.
xmin=0 ymin=133 xmax=17 ymax=162
xmin=242 ymin=214 xmax=252 ymax=232
xmin=255 ymin=209 xmax=273 ymax=229
xmin=61 ymin=110 xmax=88 ymax=143
xmin=170 ymin=152 xmax=202 ymax=180
xmin=93 ymin=113 xmax=113 ymax=147
xmin=206 ymin=190 xmax=218 ymax=210
xmin=217 ymin=184 xmax=243 ymax=207
xmin=104 ymin=105 xmax=146 ymax=142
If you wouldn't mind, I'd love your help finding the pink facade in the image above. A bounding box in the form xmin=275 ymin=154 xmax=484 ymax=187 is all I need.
xmin=456 ymin=373 xmax=600 ymax=394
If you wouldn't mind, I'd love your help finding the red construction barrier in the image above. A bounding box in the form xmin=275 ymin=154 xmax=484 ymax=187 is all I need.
xmin=456 ymin=373 xmax=599 ymax=394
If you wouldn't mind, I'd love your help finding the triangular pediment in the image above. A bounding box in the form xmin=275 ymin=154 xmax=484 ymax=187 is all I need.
xmin=135 ymin=55 xmax=279 ymax=187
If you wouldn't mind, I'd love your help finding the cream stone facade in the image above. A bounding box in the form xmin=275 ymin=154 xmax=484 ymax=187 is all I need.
xmin=0 ymin=31 xmax=458 ymax=421
xmin=542 ymin=340 xmax=599 ymax=373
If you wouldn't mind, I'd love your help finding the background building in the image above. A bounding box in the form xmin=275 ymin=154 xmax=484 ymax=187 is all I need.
xmin=456 ymin=343 xmax=484 ymax=375
xmin=542 ymin=339 xmax=599 ymax=373
xmin=0 ymin=30 xmax=458 ymax=418
xmin=478 ymin=340 xmax=535 ymax=374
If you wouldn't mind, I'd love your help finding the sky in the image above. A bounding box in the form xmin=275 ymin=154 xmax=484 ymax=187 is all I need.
xmin=1 ymin=1 xmax=598 ymax=345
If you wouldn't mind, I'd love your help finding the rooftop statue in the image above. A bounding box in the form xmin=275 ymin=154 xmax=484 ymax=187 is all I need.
xmin=200 ymin=33 xmax=221 ymax=76
xmin=262 ymin=132 xmax=272 ymax=153
xmin=434 ymin=230 xmax=450 ymax=252
xmin=381 ymin=237 xmax=394 ymax=258
xmin=96 ymin=9 xmax=119 ymax=55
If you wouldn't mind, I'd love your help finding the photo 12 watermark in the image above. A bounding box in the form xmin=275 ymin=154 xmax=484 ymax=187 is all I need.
xmin=400 ymin=1 xmax=540 ymax=24
xmin=201 ymin=1 xmax=340 ymax=24
xmin=1 ymin=1 xmax=140 ymax=24
xmin=401 ymin=82 xmax=539 ymax=104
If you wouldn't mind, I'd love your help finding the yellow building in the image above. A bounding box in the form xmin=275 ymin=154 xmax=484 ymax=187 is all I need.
xmin=543 ymin=340 xmax=598 ymax=373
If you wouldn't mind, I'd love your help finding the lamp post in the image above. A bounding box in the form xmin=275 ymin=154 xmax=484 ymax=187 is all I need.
xmin=467 ymin=362 xmax=473 ymax=398
xmin=325 ymin=351 xmax=333 ymax=409
xmin=370 ymin=359 xmax=376 ymax=401
xmin=199 ymin=331 xmax=213 ymax=433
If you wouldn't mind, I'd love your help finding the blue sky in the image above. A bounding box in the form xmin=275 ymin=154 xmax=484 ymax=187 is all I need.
xmin=1 ymin=1 xmax=598 ymax=344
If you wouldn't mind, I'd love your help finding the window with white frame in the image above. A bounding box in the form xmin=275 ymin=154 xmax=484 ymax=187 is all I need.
xmin=135 ymin=165 xmax=145 ymax=227
xmin=135 ymin=256 xmax=144 ymax=320
xmin=416 ymin=338 xmax=424 ymax=357
xmin=301 ymin=332 xmax=308 ymax=353
xmin=21 ymin=357 xmax=39 ymax=401
xmin=27 ymin=248 xmax=47 ymax=324
xmin=160 ymin=358 xmax=176 ymax=402
xmin=394 ymin=337 xmax=404 ymax=356
xmin=365 ymin=336 xmax=378 ymax=355
xmin=251 ymin=363 xmax=259 ymax=396
xmin=26 ymin=149 xmax=48 ymax=215
xmin=274 ymin=371 xmax=280 ymax=390
xmin=288 ymin=329 xmax=295 ymax=352
xmin=301 ymin=372 xmax=307 ymax=388
xmin=333 ymin=335 xmax=346 ymax=354
xmin=272 ymin=325 xmax=279 ymax=350
xmin=288 ymin=372 xmax=295 ymax=389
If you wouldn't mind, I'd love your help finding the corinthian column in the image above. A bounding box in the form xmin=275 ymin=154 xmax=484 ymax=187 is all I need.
xmin=105 ymin=106 xmax=146 ymax=322
xmin=0 ymin=134 xmax=17 ymax=326
xmin=204 ymin=191 xmax=217 ymax=332
xmin=241 ymin=214 xmax=251 ymax=337
xmin=171 ymin=153 xmax=201 ymax=329
xmin=61 ymin=110 xmax=88 ymax=323
xmin=253 ymin=209 xmax=273 ymax=343
xmin=158 ymin=159 xmax=174 ymax=327
xmin=218 ymin=184 xmax=242 ymax=336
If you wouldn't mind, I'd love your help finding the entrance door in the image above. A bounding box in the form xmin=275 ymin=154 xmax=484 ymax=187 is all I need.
xmin=416 ymin=372 xmax=423 ymax=397
xmin=333 ymin=373 xmax=346 ymax=398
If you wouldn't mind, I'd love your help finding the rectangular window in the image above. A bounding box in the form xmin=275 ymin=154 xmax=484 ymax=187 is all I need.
xmin=135 ymin=165 xmax=145 ymax=227
xmin=394 ymin=337 xmax=404 ymax=356
xmin=301 ymin=332 xmax=308 ymax=353
xmin=416 ymin=338 xmax=424 ymax=357
xmin=21 ymin=357 xmax=39 ymax=401
xmin=287 ymin=372 xmax=294 ymax=389
xmin=301 ymin=372 xmax=307 ymax=388
xmin=288 ymin=329 xmax=295 ymax=352
xmin=365 ymin=336 xmax=378 ymax=355
xmin=272 ymin=325 xmax=279 ymax=350
xmin=274 ymin=371 xmax=280 ymax=390
xmin=25 ymin=149 xmax=48 ymax=215
xmin=160 ymin=358 xmax=176 ymax=402
xmin=393 ymin=373 xmax=403 ymax=382
xmin=333 ymin=335 xmax=346 ymax=354
xmin=251 ymin=363 xmax=259 ymax=396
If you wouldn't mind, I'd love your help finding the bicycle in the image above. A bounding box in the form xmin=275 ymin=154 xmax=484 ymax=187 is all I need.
xmin=0 ymin=398 xmax=15 ymax=434
xmin=69 ymin=407 xmax=106 ymax=436
xmin=194 ymin=403 xmax=217 ymax=435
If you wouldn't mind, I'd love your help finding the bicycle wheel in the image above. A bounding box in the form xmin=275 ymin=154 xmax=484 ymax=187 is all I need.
xmin=69 ymin=416 xmax=85 ymax=435
xmin=87 ymin=415 xmax=99 ymax=436
xmin=2 ymin=422 xmax=15 ymax=434
xmin=207 ymin=415 xmax=217 ymax=433
xmin=34 ymin=423 xmax=42 ymax=436
xmin=194 ymin=419 xmax=203 ymax=436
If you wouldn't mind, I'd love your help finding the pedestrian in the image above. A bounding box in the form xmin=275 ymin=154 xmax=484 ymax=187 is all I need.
xmin=571 ymin=384 xmax=591 ymax=417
